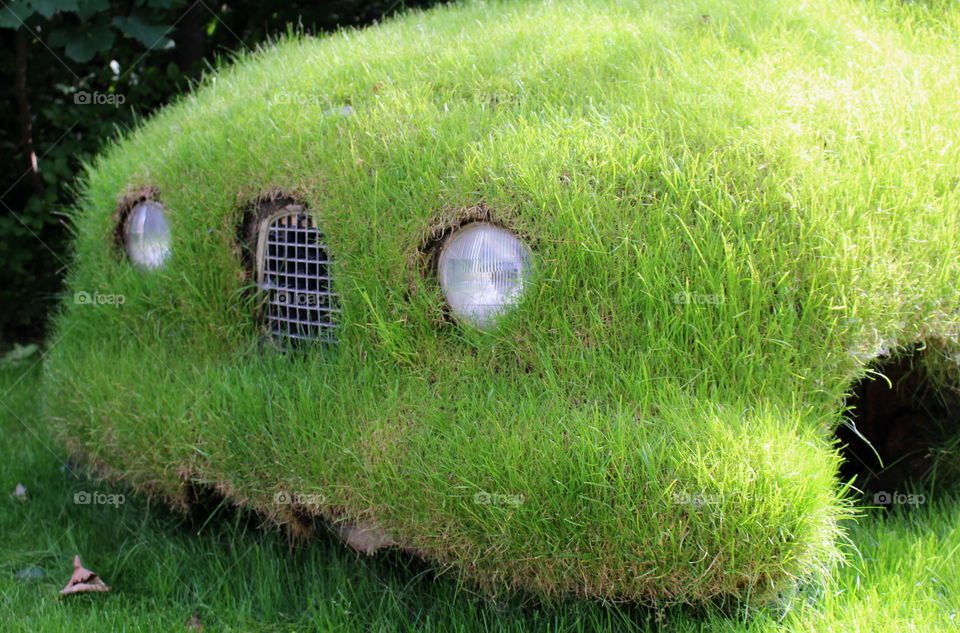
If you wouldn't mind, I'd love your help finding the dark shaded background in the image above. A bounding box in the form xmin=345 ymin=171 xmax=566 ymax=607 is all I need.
xmin=0 ymin=0 xmax=445 ymax=344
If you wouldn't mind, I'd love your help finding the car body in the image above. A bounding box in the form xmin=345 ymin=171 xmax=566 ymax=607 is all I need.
xmin=44 ymin=0 xmax=960 ymax=606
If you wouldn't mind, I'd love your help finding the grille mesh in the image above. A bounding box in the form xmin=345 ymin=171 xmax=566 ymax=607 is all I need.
xmin=259 ymin=210 xmax=338 ymax=343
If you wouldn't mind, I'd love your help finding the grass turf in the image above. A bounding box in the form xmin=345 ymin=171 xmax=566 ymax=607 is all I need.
xmin=5 ymin=365 xmax=960 ymax=631
xmin=43 ymin=0 xmax=960 ymax=605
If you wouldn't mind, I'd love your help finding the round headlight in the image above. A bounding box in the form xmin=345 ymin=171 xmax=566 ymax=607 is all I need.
xmin=437 ymin=222 xmax=533 ymax=329
xmin=124 ymin=200 xmax=171 ymax=270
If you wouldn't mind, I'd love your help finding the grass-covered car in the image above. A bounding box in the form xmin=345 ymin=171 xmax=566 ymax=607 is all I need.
xmin=44 ymin=0 xmax=960 ymax=607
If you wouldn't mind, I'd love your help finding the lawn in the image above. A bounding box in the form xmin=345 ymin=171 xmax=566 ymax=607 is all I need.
xmin=3 ymin=364 xmax=958 ymax=631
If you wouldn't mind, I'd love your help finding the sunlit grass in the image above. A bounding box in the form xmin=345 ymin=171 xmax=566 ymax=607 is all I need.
xmin=40 ymin=0 xmax=960 ymax=606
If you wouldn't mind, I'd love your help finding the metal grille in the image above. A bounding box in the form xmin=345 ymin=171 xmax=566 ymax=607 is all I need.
xmin=258 ymin=209 xmax=338 ymax=343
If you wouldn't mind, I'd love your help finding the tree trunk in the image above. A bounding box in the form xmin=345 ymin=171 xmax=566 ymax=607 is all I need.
xmin=175 ymin=1 xmax=206 ymax=77
xmin=14 ymin=29 xmax=44 ymax=195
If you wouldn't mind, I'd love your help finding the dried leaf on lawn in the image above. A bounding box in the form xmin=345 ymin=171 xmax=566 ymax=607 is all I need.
xmin=60 ymin=555 xmax=111 ymax=595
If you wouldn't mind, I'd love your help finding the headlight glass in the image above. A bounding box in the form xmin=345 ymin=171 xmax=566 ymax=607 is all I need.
xmin=125 ymin=200 xmax=171 ymax=270
xmin=437 ymin=222 xmax=533 ymax=329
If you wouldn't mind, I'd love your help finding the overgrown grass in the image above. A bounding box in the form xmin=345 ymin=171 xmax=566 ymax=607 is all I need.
xmin=43 ymin=0 xmax=960 ymax=605
xmin=5 ymin=366 xmax=960 ymax=631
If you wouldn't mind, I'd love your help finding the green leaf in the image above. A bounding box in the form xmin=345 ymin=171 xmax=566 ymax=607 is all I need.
xmin=140 ymin=0 xmax=187 ymax=8
xmin=28 ymin=0 xmax=74 ymax=19
xmin=112 ymin=13 xmax=173 ymax=49
xmin=72 ymin=0 xmax=110 ymax=21
xmin=0 ymin=3 xmax=35 ymax=29
xmin=47 ymin=22 xmax=115 ymax=62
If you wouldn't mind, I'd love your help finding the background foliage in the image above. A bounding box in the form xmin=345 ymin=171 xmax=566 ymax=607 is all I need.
xmin=0 ymin=0 xmax=444 ymax=342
